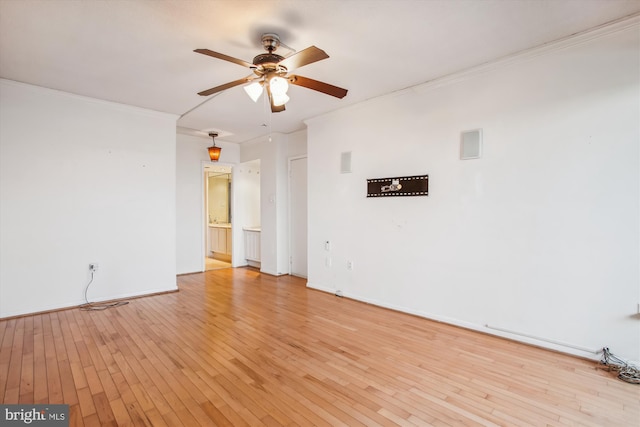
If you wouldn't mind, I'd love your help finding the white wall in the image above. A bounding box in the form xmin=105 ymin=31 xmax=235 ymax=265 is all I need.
xmin=235 ymin=160 xmax=261 ymax=228
xmin=0 ymin=79 xmax=179 ymax=317
xmin=287 ymin=130 xmax=308 ymax=158
xmin=306 ymin=24 xmax=639 ymax=361
xmin=232 ymin=159 xmax=261 ymax=267
xmin=175 ymin=130 xmax=239 ymax=274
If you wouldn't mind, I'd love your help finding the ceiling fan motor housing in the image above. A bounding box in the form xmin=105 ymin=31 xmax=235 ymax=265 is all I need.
xmin=251 ymin=33 xmax=288 ymax=78
xmin=252 ymin=53 xmax=287 ymax=77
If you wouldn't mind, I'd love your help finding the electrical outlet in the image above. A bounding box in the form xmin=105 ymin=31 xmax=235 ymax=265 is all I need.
xmin=89 ymin=263 xmax=99 ymax=272
xmin=347 ymin=260 xmax=353 ymax=270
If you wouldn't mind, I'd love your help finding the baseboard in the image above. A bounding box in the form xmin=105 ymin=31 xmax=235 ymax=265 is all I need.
xmin=304 ymin=283 xmax=605 ymax=362
xmin=0 ymin=287 xmax=179 ymax=320
xmin=259 ymin=269 xmax=287 ymax=277
xmin=306 ymin=282 xmax=336 ymax=294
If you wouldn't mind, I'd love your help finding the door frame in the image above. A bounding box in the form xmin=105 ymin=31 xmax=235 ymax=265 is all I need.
xmin=288 ymin=155 xmax=308 ymax=277
xmin=201 ymin=160 xmax=234 ymax=272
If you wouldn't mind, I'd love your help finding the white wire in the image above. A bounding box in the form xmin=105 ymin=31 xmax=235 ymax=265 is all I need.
xmin=81 ymin=270 xmax=128 ymax=311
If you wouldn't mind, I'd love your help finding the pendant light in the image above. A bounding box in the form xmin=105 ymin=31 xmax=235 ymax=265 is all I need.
xmin=208 ymin=132 xmax=221 ymax=161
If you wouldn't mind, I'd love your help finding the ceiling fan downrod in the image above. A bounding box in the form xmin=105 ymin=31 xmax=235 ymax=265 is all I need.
xmin=261 ymin=33 xmax=281 ymax=53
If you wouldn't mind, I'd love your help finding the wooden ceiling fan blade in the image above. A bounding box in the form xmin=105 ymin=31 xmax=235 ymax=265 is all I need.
xmin=197 ymin=77 xmax=254 ymax=97
xmin=278 ymin=46 xmax=329 ymax=71
xmin=271 ymin=100 xmax=286 ymax=113
xmin=194 ymin=48 xmax=254 ymax=68
xmin=287 ymin=75 xmax=348 ymax=99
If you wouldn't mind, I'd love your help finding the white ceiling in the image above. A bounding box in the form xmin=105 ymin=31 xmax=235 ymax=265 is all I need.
xmin=1 ymin=0 xmax=639 ymax=143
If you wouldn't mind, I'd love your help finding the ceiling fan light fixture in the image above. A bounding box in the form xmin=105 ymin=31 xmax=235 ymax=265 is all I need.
xmin=208 ymin=132 xmax=221 ymax=161
xmin=244 ymin=81 xmax=263 ymax=102
xmin=269 ymin=76 xmax=289 ymax=96
xmin=272 ymin=93 xmax=290 ymax=107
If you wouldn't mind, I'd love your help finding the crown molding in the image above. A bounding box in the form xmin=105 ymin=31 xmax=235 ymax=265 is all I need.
xmin=308 ymin=12 xmax=640 ymax=128
xmin=0 ymin=78 xmax=179 ymax=121
xmin=411 ymin=12 xmax=640 ymax=95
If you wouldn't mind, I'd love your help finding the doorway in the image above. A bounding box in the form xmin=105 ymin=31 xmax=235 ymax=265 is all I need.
xmin=289 ymin=156 xmax=307 ymax=277
xmin=204 ymin=165 xmax=233 ymax=271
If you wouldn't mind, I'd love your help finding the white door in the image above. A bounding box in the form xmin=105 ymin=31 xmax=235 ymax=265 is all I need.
xmin=289 ymin=157 xmax=308 ymax=277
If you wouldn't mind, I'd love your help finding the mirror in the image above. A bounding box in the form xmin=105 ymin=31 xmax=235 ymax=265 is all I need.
xmin=207 ymin=172 xmax=231 ymax=224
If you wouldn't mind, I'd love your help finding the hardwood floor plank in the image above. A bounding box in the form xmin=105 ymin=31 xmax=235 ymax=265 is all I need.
xmin=1 ymin=268 xmax=638 ymax=426
xmin=68 ymin=403 xmax=82 ymax=427
xmin=57 ymin=361 xmax=78 ymax=407
xmin=0 ymin=317 xmax=8 ymax=352
xmin=122 ymin=400 xmax=152 ymax=426
xmin=74 ymin=340 xmax=94 ymax=369
xmin=15 ymin=317 xmax=33 ymax=404
xmin=68 ymin=360 xmax=88 ymax=390
xmin=199 ymin=400 xmax=234 ymax=427
xmin=76 ymin=386 xmax=96 ymax=418
xmin=4 ymin=318 xmax=23 ymax=401
xmin=18 ymin=352 xmax=33 ymax=404
xmin=92 ymin=390 xmax=117 ymax=426
xmin=96 ymin=368 xmax=120 ymax=402
xmin=81 ymin=413 xmax=101 ymax=426
xmin=129 ymin=383 xmax=156 ymax=413
xmin=109 ymin=397 xmax=133 ymax=426
xmin=32 ymin=317 xmax=48 ymax=404
xmin=160 ymin=411 xmax=187 ymax=427
xmin=144 ymin=408 xmax=169 ymax=427
xmin=0 ymin=319 xmax=16 ymax=402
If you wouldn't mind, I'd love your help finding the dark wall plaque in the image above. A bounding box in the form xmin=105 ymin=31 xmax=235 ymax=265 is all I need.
xmin=367 ymin=174 xmax=429 ymax=197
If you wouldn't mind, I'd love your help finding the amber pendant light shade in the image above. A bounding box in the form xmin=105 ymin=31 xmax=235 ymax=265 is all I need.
xmin=208 ymin=132 xmax=221 ymax=161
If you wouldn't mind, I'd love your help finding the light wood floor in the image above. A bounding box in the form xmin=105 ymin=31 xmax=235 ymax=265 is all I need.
xmin=1 ymin=268 xmax=638 ymax=426
xmin=205 ymin=257 xmax=231 ymax=271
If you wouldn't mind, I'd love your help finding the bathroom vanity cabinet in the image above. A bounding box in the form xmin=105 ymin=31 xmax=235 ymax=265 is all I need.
xmin=209 ymin=224 xmax=232 ymax=258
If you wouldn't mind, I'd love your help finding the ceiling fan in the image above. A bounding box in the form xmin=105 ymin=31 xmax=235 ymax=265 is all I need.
xmin=194 ymin=33 xmax=348 ymax=113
